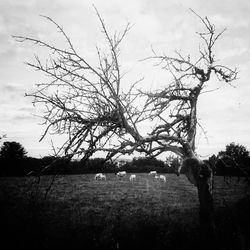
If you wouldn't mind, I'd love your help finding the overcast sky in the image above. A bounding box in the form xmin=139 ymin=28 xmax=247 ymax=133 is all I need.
xmin=1 ymin=0 xmax=250 ymax=159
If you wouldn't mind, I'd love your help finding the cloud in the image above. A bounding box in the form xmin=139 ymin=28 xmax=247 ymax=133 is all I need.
xmin=0 ymin=83 xmax=27 ymax=103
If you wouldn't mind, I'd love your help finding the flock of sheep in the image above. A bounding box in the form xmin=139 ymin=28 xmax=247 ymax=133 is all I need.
xmin=94 ymin=171 xmax=167 ymax=182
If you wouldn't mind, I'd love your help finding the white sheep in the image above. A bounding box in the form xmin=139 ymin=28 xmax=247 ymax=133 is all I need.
xmin=148 ymin=171 xmax=157 ymax=176
xmin=159 ymin=175 xmax=166 ymax=182
xmin=129 ymin=174 xmax=136 ymax=181
xmin=116 ymin=171 xmax=126 ymax=178
xmin=94 ymin=173 xmax=106 ymax=181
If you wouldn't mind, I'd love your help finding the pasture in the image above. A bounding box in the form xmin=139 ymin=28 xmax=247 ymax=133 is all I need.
xmin=0 ymin=174 xmax=249 ymax=250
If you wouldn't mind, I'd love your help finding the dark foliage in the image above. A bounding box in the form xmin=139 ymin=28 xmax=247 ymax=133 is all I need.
xmin=206 ymin=143 xmax=250 ymax=177
xmin=122 ymin=157 xmax=171 ymax=173
xmin=0 ymin=141 xmax=27 ymax=159
xmin=2 ymin=141 xmax=249 ymax=177
xmin=218 ymin=142 xmax=249 ymax=164
xmin=0 ymin=141 xmax=28 ymax=176
xmin=0 ymin=149 xmax=177 ymax=176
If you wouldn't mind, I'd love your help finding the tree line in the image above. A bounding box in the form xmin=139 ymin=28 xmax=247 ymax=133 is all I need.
xmin=0 ymin=141 xmax=249 ymax=177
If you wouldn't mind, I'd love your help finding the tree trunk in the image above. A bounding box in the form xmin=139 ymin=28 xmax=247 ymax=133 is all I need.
xmin=196 ymin=175 xmax=216 ymax=241
xmin=182 ymin=158 xmax=216 ymax=247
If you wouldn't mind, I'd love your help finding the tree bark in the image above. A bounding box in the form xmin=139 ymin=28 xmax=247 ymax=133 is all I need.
xmin=182 ymin=158 xmax=216 ymax=246
xmin=197 ymin=175 xmax=216 ymax=240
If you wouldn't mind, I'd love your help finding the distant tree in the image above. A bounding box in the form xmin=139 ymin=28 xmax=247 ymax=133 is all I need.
xmin=0 ymin=141 xmax=28 ymax=176
xmin=38 ymin=155 xmax=72 ymax=175
xmin=41 ymin=155 xmax=59 ymax=165
xmin=132 ymin=157 xmax=165 ymax=171
xmin=0 ymin=141 xmax=27 ymax=160
xmin=218 ymin=142 xmax=249 ymax=164
xmin=84 ymin=158 xmax=105 ymax=173
xmin=216 ymin=143 xmax=250 ymax=177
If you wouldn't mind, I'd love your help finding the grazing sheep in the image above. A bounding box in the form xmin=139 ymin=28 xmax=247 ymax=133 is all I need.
xmin=94 ymin=173 xmax=106 ymax=181
xmin=116 ymin=171 xmax=126 ymax=178
xmin=155 ymin=175 xmax=160 ymax=179
xmin=159 ymin=175 xmax=166 ymax=182
xmin=129 ymin=174 xmax=136 ymax=181
xmin=148 ymin=171 xmax=157 ymax=176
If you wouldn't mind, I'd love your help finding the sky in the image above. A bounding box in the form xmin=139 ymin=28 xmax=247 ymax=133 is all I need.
xmin=0 ymin=0 xmax=250 ymax=159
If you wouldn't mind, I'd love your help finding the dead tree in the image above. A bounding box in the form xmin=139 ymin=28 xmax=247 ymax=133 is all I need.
xmin=14 ymin=9 xmax=238 ymax=240
xmin=140 ymin=10 xmax=238 ymax=237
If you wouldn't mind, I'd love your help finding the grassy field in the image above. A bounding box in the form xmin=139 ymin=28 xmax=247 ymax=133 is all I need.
xmin=0 ymin=174 xmax=249 ymax=250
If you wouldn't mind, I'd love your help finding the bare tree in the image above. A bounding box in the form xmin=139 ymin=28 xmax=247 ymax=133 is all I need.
xmin=139 ymin=10 xmax=238 ymax=235
xmin=14 ymin=9 xmax=238 ymax=239
xmin=0 ymin=134 xmax=6 ymax=141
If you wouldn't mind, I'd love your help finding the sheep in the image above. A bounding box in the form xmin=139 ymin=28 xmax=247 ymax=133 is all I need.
xmin=94 ymin=173 xmax=106 ymax=181
xmin=159 ymin=175 xmax=166 ymax=182
xmin=100 ymin=174 xmax=106 ymax=181
xmin=129 ymin=174 xmax=136 ymax=181
xmin=94 ymin=173 xmax=102 ymax=180
xmin=116 ymin=171 xmax=126 ymax=178
xmin=155 ymin=175 xmax=160 ymax=179
xmin=148 ymin=171 xmax=157 ymax=176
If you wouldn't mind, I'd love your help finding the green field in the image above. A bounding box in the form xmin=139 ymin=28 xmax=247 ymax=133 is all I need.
xmin=0 ymin=174 xmax=249 ymax=250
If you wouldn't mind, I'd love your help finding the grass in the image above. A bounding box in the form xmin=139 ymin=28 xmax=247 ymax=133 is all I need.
xmin=0 ymin=174 xmax=249 ymax=250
